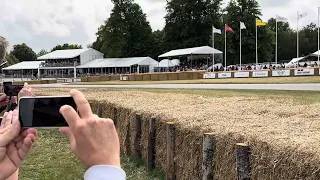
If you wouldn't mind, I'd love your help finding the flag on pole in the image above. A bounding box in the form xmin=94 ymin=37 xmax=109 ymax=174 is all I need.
xmin=240 ymin=22 xmax=246 ymax=29
xmin=276 ymin=15 xmax=288 ymax=22
xmin=212 ymin=26 xmax=222 ymax=34
xmin=298 ymin=12 xmax=308 ymax=20
xmin=240 ymin=22 xmax=246 ymax=70
xmin=256 ymin=19 xmax=266 ymax=26
xmin=225 ymin=24 xmax=234 ymax=32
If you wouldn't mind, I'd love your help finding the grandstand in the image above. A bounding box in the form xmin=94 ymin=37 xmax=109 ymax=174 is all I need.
xmin=2 ymin=49 xmax=159 ymax=79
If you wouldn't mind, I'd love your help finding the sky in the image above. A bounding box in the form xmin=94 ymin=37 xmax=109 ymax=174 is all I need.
xmin=0 ymin=0 xmax=318 ymax=53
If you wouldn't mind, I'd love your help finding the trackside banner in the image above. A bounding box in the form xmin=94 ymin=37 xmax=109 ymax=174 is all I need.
xmin=294 ymin=69 xmax=314 ymax=76
xmin=218 ymin=72 xmax=232 ymax=78
xmin=234 ymin=72 xmax=249 ymax=78
xmin=272 ymin=70 xmax=290 ymax=77
xmin=252 ymin=71 xmax=268 ymax=77
xmin=203 ymin=73 xmax=216 ymax=79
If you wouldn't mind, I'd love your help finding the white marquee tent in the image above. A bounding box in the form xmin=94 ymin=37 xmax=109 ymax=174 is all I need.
xmin=158 ymin=46 xmax=223 ymax=58
xmin=158 ymin=59 xmax=175 ymax=68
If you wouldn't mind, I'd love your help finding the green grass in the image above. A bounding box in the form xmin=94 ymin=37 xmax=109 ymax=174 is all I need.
xmin=118 ymin=88 xmax=320 ymax=104
xmin=70 ymin=76 xmax=320 ymax=85
xmin=19 ymin=129 xmax=164 ymax=180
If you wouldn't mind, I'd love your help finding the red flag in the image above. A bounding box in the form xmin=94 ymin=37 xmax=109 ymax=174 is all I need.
xmin=225 ymin=24 xmax=234 ymax=32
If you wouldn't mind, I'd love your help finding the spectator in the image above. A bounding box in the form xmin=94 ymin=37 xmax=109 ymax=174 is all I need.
xmin=0 ymin=88 xmax=126 ymax=180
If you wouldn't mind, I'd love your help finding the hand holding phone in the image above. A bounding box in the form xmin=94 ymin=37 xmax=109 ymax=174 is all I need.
xmin=59 ymin=90 xmax=121 ymax=169
xmin=18 ymin=96 xmax=77 ymax=128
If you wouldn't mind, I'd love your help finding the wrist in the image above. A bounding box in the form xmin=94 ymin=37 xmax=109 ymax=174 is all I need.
xmin=84 ymin=156 xmax=121 ymax=170
xmin=4 ymin=169 xmax=18 ymax=180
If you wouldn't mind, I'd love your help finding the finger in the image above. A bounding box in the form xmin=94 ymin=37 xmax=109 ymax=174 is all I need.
xmin=4 ymin=111 xmax=13 ymax=128
xmin=0 ymin=94 xmax=7 ymax=102
xmin=17 ymin=135 xmax=34 ymax=162
xmin=0 ymin=124 xmax=20 ymax=147
xmin=70 ymin=89 xmax=92 ymax=118
xmin=0 ymin=112 xmax=8 ymax=129
xmin=60 ymin=105 xmax=80 ymax=129
xmin=59 ymin=127 xmax=76 ymax=148
xmin=13 ymin=128 xmax=37 ymax=143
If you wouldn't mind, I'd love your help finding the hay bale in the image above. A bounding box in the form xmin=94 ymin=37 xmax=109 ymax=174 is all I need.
xmin=48 ymin=80 xmax=57 ymax=84
xmin=168 ymin=73 xmax=178 ymax=80
xmin=158 ymin=73 xmax=168 ymax=81
xmin=100 ymin=75 xmax=111 ymax=81
xmin=143 ymin=74 xmax=151 ymax=81
xmin=150 ymin=74 xmax=159 ymax=81
xmin=110 ymin=75 xmax=120 ymax=81
xmin=81 ymin=77 xmax=88 ymax=82
xmin=134 ymin=74 xmax=143 ymax=81
xmin=178 ymin=72 xmax=188 ymax=80
xmin=87 ymin=76 xmax=100 ymax=82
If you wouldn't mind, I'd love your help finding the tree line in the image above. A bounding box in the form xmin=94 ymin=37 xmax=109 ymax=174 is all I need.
xmin=91 ymin=0 xmax=319 ymax=65
xmin=6 ymin=0 xmax=319 ymax=66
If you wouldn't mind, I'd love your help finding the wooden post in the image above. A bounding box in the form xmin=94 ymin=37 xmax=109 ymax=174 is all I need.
xmin=166 ymin=122 xmax=175 ymax=180
xmin=113 ymin=107 xmax=118 ymax=128
xmin=147 ymin=117 xmax=156 ymax=170
xmin=134 ymin=113 xmax=142 ymax=158
xmin=202 ymin=133 xmax=216 ymax=180
xmin=97 ymin=102 xmax=102 ymax=117
xmin=235 ymin=143 xmax=251 ymax=180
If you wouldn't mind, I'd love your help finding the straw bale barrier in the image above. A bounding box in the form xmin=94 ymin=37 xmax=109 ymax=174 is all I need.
xmin=36 ymin=88 xmax=320 ymax=180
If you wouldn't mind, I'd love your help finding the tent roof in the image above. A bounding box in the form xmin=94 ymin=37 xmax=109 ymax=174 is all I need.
xmin=37 ymin=48 xmax=100 ymax=60
xmin=158 ymin=59 xmax=175 ymax=67
xmin=77 ymin=57 xmax=158 ymax=68
xmin=3 ymin=61 xmax=44 ymax=70
xmin=158 ymin=46 xmax=223 ymax=58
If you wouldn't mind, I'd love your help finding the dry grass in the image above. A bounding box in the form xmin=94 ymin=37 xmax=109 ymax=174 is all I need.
xmin=71 ymin=76 xmax=320 ymax=85
xmin=34 ymin=88 xmax=320 ymax=179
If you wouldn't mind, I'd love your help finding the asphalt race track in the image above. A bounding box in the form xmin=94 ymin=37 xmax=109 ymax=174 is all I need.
xmin=30 ymin=83 xmax=320 ymax=91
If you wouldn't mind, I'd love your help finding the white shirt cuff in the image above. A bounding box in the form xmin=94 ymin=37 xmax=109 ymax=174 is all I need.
xmin=84 ymin=165 xmax=126 ymax=180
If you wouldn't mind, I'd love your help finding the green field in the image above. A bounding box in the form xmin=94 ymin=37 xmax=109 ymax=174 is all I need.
xmin=70 ymin=76 xmax=320 ymax=85
xmin=19 ymin=129 xmax=164 ymax=180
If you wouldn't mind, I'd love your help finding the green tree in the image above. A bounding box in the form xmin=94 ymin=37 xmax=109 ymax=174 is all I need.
xmin=11 ymin=43 xmax=37 ymax=62
xmin=5 ymin=53 xmax=19 ymax=65
xmin=92 ymin=0 xmax=153 ymax=58
xmin=51 ymin=43 xmax=82 ymax=52
xmin=163 ymin=0 xmax=223 ymax=52
xmin=150 ymin=29 xmax=165 ymax=59
xmin=299 ymin=23 xmax=318 ymax=57
xmin=222 ymin=0 xmax=274 ymax=65
xmin=37 ymin=49 xmax=48 ymax=57
xmin=267 ymin=18 xmax=296 ymax=61
xmin=0 ymin=36 xmax=9 ymax=62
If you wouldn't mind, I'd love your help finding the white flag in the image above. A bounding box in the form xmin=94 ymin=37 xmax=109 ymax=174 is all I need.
xmin=276 ymin=15 xmax=288 ymax=22
xmin=212 ymin=26 xmax=222 ymax=34
xmin=298 ymin=12 xmax=308 ymax=20
xmin=240 ymin=22 xmax=246 ymax=29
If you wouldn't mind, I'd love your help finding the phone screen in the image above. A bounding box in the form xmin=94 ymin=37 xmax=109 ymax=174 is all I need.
xmin=18 ymin=96 xmax=77 ymax=128
xmin=3 ymin=82 xmax=23 ymax=96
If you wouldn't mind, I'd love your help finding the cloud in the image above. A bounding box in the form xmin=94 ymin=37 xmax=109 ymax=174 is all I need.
xmin=0 ymin=0 xmax=318 ymax=53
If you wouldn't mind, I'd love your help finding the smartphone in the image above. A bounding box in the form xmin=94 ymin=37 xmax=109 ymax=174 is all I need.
xmin=18 ymin=96 xmax=77 ymax=128
xmin=3 ymin=82 xmax=23 ymax=96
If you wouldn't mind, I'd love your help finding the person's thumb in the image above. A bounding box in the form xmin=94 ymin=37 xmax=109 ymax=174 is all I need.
xmin=59 ymin=127 xmax=76 ymax=151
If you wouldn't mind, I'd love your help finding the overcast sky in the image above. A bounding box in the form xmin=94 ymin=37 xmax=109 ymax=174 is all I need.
xmin=0 ymin=0 xmax=318 ymax=53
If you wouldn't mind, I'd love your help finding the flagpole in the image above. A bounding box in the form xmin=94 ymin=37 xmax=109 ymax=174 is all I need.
xmin=256 ymin=19 xmax=258 ymax=65
xmin=318 ymin=7 xmax=320 ymax=67
xmin=297 ymin=11 xmax=299 ymax=58
xmin=276 ymin=15 xmax=278 ymax=65
xmin=225 ymin=24 xmax=227 ymax=71
xmin=240 ymin=22 xmax=242 ymax=70
xmin=212 ymin=26 xmax=215 ymax=72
